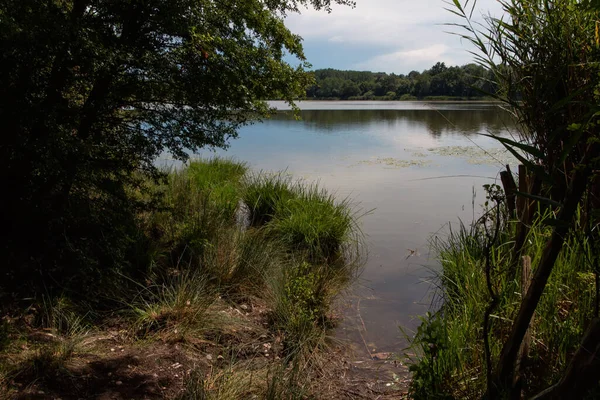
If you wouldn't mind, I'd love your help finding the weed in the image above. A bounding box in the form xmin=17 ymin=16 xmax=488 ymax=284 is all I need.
xmin=243 ymin=172 xmax=298 ymax=226
xmin=269 ymin=183 xmax=357 ymax=262
xmin=268 ymin=260 xmax=340 ymax=359
xmin=408 ymin=214 xmax=597 ymax=398
xmin=131 ymin=270 xmax=218 ymax=338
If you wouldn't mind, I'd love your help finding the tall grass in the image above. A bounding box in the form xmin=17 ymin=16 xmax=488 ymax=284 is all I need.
xmin=2 ymin=157 xmax=365 ymax=397
xmin=178 ymin=361 xmax=308 ymax=400
xmin=131 ymin=269 xmax=218 ymax=338
xmin=134 ymin=158 xmax=363 ymax=358
xmin=243 ymin=172 xmax=297 ymax=226
xmin=244 ymin=173 xmax=362 ymax=263
xmin=407 ymin=213 xmax=596 ymax=399
xmin=269 ymin=185 xmax=357 ymax=262
xmin=178 ymin=365 xmax=258 ymax=400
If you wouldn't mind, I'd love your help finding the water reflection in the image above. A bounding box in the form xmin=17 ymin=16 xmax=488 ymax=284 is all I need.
xmin=189 ymin=102 xmax=517 ymax=354
xmin=270 ymin=108 xmax=514 ymax=138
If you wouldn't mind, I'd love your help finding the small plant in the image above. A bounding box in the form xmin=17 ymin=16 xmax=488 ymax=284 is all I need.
xmin=131 ymin=270 xmax=217 ymax=337
xmin=408 ymin=312 xmax=453 ymax=400
xmin=284 ymin=262 xmax=328 ymax=324
xmin=269 ymin=184 xmax=356 ymax=262
xmin=269 ymin=261 xmax=334 ymax=357
xmin=242 ymin=172 xmax=298 ymax=226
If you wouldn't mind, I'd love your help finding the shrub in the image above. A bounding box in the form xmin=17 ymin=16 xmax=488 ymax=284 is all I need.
xmin=268 ymin=184 xmax=356 ymax=262
xmin=407 ymin=215 xmax=597 ymax=398
xmin=242 ymin=172 xmax=298 ymax=226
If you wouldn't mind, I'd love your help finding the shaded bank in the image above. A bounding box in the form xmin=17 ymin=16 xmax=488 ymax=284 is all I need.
xmin=0 ymin=158 xmax=365 ymax=399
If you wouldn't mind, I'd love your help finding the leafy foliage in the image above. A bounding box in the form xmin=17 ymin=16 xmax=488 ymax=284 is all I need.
xmin=0 ymin=0 xmax=352 ymax=293
xmin=305 ymin=63 xmax=496 ymax=100
xmin=408 ymin=216 xmax=597 ymax=399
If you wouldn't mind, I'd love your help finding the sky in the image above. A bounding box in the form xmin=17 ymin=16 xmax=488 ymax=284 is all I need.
xmin=284 ymin=0 xmax=505 ymax=74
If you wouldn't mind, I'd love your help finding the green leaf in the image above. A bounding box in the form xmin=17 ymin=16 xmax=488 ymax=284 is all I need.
xmin=482 ymin=134 xmax=544 ymax=159
xmin=514 ymin=191 xmax=561 ymax=208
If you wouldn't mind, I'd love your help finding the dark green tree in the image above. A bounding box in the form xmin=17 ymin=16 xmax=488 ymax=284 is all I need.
xmin=0 ymin=0 xmax=353 ymax=290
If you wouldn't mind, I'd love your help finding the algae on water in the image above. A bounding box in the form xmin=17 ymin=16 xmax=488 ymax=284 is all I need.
xmin=426 ymin=146 xmax=518 ymax=165
xmin=354 ymin=145 xmax=517 ymax=169
xmin=358 ymin=157 xmax=432 ymax=168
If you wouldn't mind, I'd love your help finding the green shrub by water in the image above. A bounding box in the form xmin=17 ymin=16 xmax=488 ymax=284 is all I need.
xmin=140 ymin=158 xmax=362 ymax=357
xmin=1 ymin=157 xmax=363 ymax=397
xmin=407 ymin=214 xmax=596 ymax=399
xmin=243 ymin=172 xmax=298 ymax=226
xmin=269 ymin=187 xmax=356 ymax=262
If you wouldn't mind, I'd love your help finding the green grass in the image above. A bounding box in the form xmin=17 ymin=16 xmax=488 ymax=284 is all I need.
xmin=130 ymin=158 xmax=363 ymax=364
xmin=268 ymin=183 xmax=359 ymax=263
xmin=269 ymin=260 xmax=332 ymax=357
xmin=187 ymin=158 xmax=247 ymax=221
xmin=243 ymin=172 xmax=298 ymax=226
xmin=407 ymin=214 xmax=596 ymax=399
xmin=0 ymin=296 xmax=90 ymax=393
xmin=131 ymin=269 xmax=219 ymax=338
xmin=2 ymin=157 xmax=364 ymax=397
xmin=178 ymin=362 xmax=308 ymax=400
xmin=243 ymin=173 xmax=361 ymax=263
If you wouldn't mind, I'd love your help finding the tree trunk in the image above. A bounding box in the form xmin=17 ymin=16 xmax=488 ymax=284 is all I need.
xmin=494 ymin=143 xmax=597 ymax=394
xmin=530 ymin=318 xmax=600 ymax=400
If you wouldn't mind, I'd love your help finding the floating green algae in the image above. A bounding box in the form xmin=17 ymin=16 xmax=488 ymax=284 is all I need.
xmin=357 ymin=157 xmax=432 ymax=168
xmin=427 ymin=146 xmax=518 ymax=165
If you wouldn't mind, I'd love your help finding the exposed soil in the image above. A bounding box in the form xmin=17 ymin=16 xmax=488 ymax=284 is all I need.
xmin=1 ymin=300 xmax=410 ymax=400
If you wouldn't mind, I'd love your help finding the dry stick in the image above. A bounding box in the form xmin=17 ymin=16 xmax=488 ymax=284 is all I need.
xmin=494 ymin=144 xmax=597 ymax=393
xmin=356 ymin=298 xmax=373 ymax=359
xmin=530 ymin=318 xmax=600 ymax=400
xmin=511 ymin=255 xmax=532 ymax=400
xmin=500 ymin=166 xmax=517 ymax=218
xmin=483 ymin=197 xmax=503 ymax=398
xmin=510 ymin=165 xmax=541 ymax=279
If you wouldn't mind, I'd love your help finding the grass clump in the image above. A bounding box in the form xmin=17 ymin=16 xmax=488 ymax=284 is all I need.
xmin=269 ymin=189 xmax=356 ymax=262
xmin=244 ymin=173 xmax=361 ymax=263
xmin=1 ymin=157 xmax=364 ymax=398
xmin=186 ymin=158 xmax=247 ymax=221
xmin=131 ymin=270 xmax=218 ymax=338
xmin=243 ymin=172 xmax=298 ymax=226
xmin=178 ymin=366 xmax=259 ymax=400
xmin=407 ymin=214 xmax=596 ymax=399
xmin=179 ymin=362 xmax=308 ymax=400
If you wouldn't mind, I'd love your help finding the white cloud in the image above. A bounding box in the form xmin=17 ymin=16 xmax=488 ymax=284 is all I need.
xmin=354 ymin=44 xmax=454 ymax=73
xmin=328 ymin=35 xmax=345 ymax=43
xmin=285 ymin=0 xmax=505 ymax=72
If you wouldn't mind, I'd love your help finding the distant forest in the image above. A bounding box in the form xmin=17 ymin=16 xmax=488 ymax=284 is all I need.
xmin=305 ymin=62 xmax=496 ymax=100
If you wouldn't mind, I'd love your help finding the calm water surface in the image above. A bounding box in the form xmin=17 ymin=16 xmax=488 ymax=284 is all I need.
xmin=191 ymin=101 xmax=517 ymax=356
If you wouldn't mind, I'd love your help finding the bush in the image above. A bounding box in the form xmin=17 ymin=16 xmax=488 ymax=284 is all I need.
xmin=407 ymin=215 xmax=597 ymax=398
xmin=269 ymin=261 xmax=332 ymax=357
xmin=242 ymin=172 xmax=298 ymax=226
xmin=269 ymin=185 xmax=356 ymax=262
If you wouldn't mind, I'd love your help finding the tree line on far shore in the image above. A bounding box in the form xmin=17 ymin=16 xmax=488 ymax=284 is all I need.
xmin=306 ymin=62 xmax=496 ymax=100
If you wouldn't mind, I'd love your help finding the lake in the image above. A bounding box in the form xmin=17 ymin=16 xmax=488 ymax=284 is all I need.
xmin=186 ymin=100 xmax=518 ymax=359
